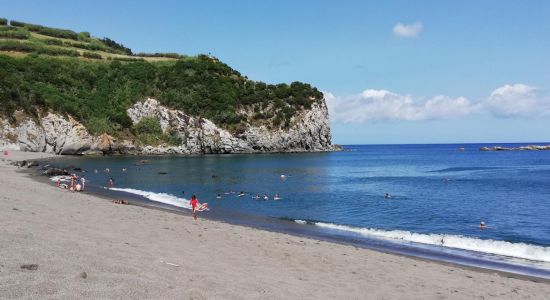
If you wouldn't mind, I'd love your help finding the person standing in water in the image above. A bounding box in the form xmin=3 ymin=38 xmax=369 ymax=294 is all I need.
xmin=80 ymin=177 xmax=86 ymax=191
xmin=190 ymin=194 xmax=199 ymax=220
xmin=108 ymin=178 xmax=114 ymax=188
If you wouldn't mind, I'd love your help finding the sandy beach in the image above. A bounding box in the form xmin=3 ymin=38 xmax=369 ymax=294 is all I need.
xmin=1 ymin=152 xmax=549 ymax=299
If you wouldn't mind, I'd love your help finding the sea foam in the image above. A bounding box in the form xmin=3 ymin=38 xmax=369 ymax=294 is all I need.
xmin=294 ymin=220 xmax=550 ymax=263
xmin=110 ymin=188 xmax=192 ymax=210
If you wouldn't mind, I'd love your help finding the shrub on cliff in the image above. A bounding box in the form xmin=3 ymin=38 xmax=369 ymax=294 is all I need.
xmin=134 ymin=117 xmax=180 ymax=146
xmin=100 ymin=37 xmax=132 ymax=55
xmin=0 ymin=29 xmax=30 ymax=39
xmin=10 ymin=20 xmax=79 ymax=40
xmin=135 ymin=117 xmax=163 ymax=135
xmin=0 ymin=18 xmax=8 ymax=26
xmin=9 ymin=20 xmax=25 ymax=27
xmin=0 ymin=40 xmax=37 ymax=52
xmin=82 ymin=51 xmax=102 ymax=59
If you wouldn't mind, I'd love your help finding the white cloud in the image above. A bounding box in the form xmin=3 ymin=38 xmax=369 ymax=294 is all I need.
xmin=325 ymin=89 xmax=477 ymax=123
xmin=486 ymin=84 xmax=549 ymax=117
xmin=325 ymin=84 xmax=549 ymax=123
xmin=393 ymin=22 xmax=423 ymax=38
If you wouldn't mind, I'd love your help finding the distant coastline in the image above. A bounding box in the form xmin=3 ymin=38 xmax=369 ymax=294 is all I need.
xmin=480 ymin=145 xmax=550 ymax=151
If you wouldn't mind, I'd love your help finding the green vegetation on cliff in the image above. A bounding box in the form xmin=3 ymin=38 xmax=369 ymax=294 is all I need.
xmin=134 ymin=117 xmax=181 ymax=146
xmin=0 ymin=19 xmax=323 ymax=135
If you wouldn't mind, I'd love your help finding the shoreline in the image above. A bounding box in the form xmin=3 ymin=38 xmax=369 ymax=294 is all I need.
xmin=26 ymin=153 xmax=550 ymax=280
xmin=2 ymin=151 xmax=550 ymax=298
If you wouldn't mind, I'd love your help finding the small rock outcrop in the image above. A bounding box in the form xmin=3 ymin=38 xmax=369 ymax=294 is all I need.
xmin=0 ymin=98 xmax=336 ymax=155
xmin=480 ymin=145 xmax=550 ymax=151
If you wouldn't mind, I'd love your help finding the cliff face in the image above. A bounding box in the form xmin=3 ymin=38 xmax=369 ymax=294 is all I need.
xmin=0 ymin=98 xmax=335 ymax=155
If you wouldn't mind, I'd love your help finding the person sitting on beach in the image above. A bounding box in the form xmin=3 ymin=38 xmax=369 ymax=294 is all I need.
xmin=112 ymin=199 xmax=127 ymax=204
xmin=190 ymin=194 xmax=199 ymax=220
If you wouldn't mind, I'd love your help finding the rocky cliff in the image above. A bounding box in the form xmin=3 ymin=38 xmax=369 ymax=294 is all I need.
xmin=0 ymin=98 xmax=336 ymax=155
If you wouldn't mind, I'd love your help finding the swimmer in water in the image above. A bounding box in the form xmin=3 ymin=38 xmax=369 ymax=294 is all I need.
xmin=216 ymin=193 xmax=222 ymax=199
xmin=252 ymin=194 xmax=260 ymax=199
xmin=263 ymin=193 xmax=269 ymax=200
xmin=479 ymin=221 xmax=487 ymax=230
xmin=384 ymin=193 xmax=391 ymax=199
xmin=238 ymin=191 xmax=245 ymax=197
xmin=104 ymin=167 xmax=110 ymax=173
xmin=273 ymin=193 xmax=281 ymax=200
xmin=122 ymin=168 xmax=127 ymax=172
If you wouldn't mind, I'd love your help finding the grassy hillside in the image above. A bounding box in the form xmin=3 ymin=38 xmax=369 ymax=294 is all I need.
xmin=0 ymin=19 xmax=323 ymax=137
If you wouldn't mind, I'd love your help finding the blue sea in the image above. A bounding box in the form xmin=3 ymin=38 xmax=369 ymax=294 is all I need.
xmin=50 ymin=144 xmax=550 ymax=277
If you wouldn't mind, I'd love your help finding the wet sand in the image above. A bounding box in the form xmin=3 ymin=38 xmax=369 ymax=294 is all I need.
xmin=1 ymin=151 xmax=550 ymax=299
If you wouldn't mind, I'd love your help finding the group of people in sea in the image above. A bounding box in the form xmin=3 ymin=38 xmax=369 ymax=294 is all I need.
xmin=213 ymin=191 xmax=282 ymax=201
xmin=54 ymin=165 xmax=122 ymax=192
xmin=56 ymin=172 xmax=86 ymax=192
xmin=50 ymin=164 xmax=495 ymax=229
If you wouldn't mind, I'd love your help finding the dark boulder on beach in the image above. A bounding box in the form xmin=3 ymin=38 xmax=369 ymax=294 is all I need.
xmin=25 ymin=161 xmax=39 ymax=168
xmin=43 ymin=168 xmax=70 ymax=176
xmin=20 ymin=264 xmax=39 ymax=271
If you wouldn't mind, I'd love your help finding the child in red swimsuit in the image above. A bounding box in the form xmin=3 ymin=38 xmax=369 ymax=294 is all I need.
xmin=190 ymin=194 xmax=199 ymax=220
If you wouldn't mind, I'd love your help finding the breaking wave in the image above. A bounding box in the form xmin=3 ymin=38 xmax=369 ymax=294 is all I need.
xmin=110 ymin=188 xmax=192 ymax=210
xmin=293 ymin=220 xmax=550 ymax=263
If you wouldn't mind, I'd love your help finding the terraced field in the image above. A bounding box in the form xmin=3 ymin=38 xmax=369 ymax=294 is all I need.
xmin=0 ymin=19 xmax=180 ymax=62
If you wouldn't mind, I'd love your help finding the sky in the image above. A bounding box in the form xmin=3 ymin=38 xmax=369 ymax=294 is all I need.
xmin=2 ymin=0 xmax=550 ymax=144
